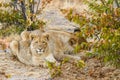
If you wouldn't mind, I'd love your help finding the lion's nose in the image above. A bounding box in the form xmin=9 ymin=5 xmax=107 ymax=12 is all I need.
xmin=36 ymin=49 xmax=40 ymax=52
xmin=38 ymin=48 xmax=44 ymax=52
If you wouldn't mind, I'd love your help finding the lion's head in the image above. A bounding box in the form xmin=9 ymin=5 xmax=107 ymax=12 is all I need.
xmin=30 ymin=33 xmax=49 ymax=56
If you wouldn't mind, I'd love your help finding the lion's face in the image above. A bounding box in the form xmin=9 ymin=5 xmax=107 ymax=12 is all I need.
xmin=30 ymin=34 xmax=49 ymax=56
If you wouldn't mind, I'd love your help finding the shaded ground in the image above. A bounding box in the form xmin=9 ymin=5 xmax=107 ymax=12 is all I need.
xmin=53 ymin=55 xmax=120 ymax=80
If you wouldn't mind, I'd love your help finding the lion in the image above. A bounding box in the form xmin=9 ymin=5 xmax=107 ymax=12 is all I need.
xmin=10 ymin=29 xmax=48 ymax=66
xmin=20 ymin=29 xmax=44 ymax=41
xmin=31 ymin=30 xmax=86 ymax=63
xmin=10 ymin=29 xmax=43 ymax=56
xmin=10 ymin=30 xmax=86 ymax=66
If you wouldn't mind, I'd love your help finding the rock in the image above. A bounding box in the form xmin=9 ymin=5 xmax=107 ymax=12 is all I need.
xmin=37 ymin=8 xmax=80 ymax=33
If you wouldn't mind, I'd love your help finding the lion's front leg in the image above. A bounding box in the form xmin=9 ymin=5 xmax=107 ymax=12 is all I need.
xmin=54 ymin=52 xmax=81 ymax=63
xmin=45 ymin=53 xmax=57 ymax=63
xmin=64 ymin=54 xmax=81 ymax=63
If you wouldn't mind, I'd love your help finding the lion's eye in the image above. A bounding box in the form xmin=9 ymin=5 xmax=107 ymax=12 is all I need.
xmin=35 ymin=41 xmax=38 ymax=43
xmin=42 ymin=41 xmax=46 ymax=44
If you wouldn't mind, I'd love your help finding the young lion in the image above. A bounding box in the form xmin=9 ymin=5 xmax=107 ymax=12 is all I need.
xmin=20 ymin=30 xmax=44 ymax=41
xmin=32 ymin=30 xmax=86 ymax=63
xmin=10 ymin=30 xmax=47 ymax=66
xmin=10 ymin=30 xmax=86 ymax=66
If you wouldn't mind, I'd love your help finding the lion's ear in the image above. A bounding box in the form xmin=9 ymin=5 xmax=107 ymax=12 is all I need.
xmin=29 ymin=34 xmax=37 ymax=41
xmin=21 ymin=30 xmax=30 ymax=40
xmin=69 ymin=38 xmax=77 ymax=46
xmin=43 ymin=34 xmax=49 ymax=41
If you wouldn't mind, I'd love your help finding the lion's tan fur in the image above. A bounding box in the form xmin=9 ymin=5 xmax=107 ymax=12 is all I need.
xmin=10 ymin=30 xmax=86 ymax=66
xmin=39 ymin=30 xmax=85 ymax=62
xmin=10 ymin=30 xmax=46 ymax=66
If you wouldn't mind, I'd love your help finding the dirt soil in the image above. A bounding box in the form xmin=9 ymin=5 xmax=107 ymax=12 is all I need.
xmin=0 ymin=52 xmax=120 ymax=80
xmin=0 ymin=52 xmax=51 ymax=80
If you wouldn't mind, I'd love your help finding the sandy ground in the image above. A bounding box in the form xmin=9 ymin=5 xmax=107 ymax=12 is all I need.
xmin=0 ymin=51 xmax=120 ymax=80
xmin=0 ymin=52 xmax=51 ymax=80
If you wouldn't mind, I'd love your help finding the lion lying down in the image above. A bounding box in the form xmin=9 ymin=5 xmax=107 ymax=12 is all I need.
xmin=10 ymin=30 xmax=86 ymax=66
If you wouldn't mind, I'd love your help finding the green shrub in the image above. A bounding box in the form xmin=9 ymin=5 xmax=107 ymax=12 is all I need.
xmin=0 ymin=0 xmax=46 ymax=37
xmin=84 ymin=0 xmax=120 ymax=68
xmin=62 ymin=0 xmax=120 ymax=68
xmin=0 ymin=25 xmax=24 ymax=37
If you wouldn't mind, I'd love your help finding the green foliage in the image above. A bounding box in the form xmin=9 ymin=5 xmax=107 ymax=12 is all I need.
xmin=30 ymin=20 xmax=46 ymax=30
xmin=63 ymin=0 xmax=120 ymax=68
xmin=0 ymin=2 xmax=25 ymax=28
xmin=61 ymin=57 xmax=70 ymax=64
xmin=76 ymin=60 xmax=85 ymax=68
xmin=74 ymin=42 xmax=89 ymax=53
xmin=46 ymin=58 xmax=71 ymax=78
xmin=85 ymin=0 xmax=120 ymax=68
xmin=0 ymin=25 xmax=24 ymax=37
xmin=46 ymin=61 xmax=62 ymax=78
xmin=86 ymin=52 xmax=94 ymax=58
xmin=0 ymin=9 xmax=25 ymax=26
xmin=0 ymin=0 xmax=45 ymax=37
xmin=46 ymin=57 xmax=85 ymax=78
